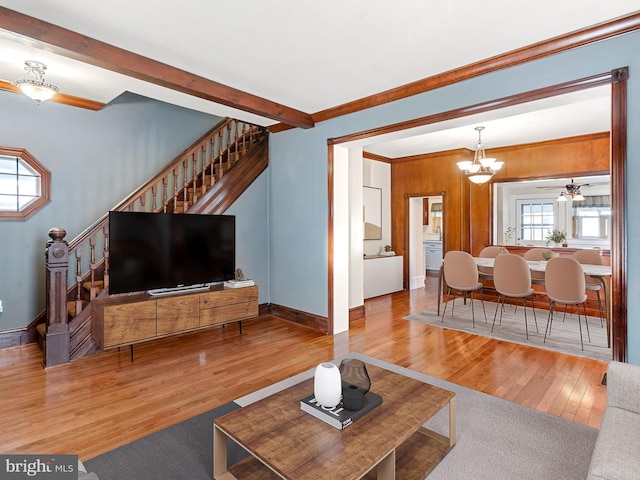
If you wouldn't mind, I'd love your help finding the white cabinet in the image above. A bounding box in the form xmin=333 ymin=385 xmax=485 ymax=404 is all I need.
xmin=423 ymin=241 xmax=443 ymax=272
xmin=363 ymin=255 xmax=403 ymax=299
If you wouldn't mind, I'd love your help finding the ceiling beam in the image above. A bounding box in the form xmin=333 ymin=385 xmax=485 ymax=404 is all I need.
xmin=0 ymin=7 xmax=314 ymax=129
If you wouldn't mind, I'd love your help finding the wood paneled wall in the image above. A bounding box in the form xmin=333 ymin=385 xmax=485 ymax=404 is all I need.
xmin=390 ymin=132 xmax=610 ymax=264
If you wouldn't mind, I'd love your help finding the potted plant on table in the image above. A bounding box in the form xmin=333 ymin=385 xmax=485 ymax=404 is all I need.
xmin=545 ymin=229 xmax=567 ymax=247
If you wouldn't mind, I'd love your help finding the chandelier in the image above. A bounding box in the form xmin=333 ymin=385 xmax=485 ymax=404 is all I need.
xmin=456 ymin=126 xmax=503 ymax=184
xmin=14 ymin=60 xmax=59 ymax=103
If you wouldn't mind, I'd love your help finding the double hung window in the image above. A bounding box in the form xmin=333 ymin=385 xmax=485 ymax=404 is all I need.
xmin=517 ymin=200 xmax=555 ymax=242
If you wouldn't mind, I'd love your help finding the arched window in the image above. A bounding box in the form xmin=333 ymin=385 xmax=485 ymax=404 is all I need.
xmin=0 ymin=147 xmax=51 ymax=220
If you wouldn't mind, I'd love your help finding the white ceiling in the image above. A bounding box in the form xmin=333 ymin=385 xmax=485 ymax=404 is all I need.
xmin=362 ymin=86 xmax=612 ymax=157
xmin=0 ymin=1 xmax=637 ymax=154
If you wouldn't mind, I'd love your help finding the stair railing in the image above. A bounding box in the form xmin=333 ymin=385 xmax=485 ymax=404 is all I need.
xmin=43 ymin=118 xmax=266 ymax=365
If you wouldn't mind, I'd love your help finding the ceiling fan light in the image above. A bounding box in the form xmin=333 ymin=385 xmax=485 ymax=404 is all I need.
xmin=573 ymin=192 xmax=585 ymax=201
xmin=556 ymin=192 xmax=568 ymax=202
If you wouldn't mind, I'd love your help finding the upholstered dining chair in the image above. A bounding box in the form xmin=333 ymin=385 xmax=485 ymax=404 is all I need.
xmin=491 ymin=254 xmax=538 ymax=339
xmin=523 ymin=247 xmax=553 ymax=285
xmin=442 ymin=250 xmax=487 ymax=327
xmin=477 ymin=246 xmax=507 ymax=282
xmin=544 ymin=256 xmax=590 ymax=350
xmin=572 ymin=249 xmax=605 ymax=327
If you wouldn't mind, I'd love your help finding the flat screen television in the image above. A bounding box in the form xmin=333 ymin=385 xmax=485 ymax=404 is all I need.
xmin=108 ymin=211 xmax=235 ymax=295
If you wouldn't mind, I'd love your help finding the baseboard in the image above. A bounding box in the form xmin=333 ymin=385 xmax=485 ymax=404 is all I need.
xmin=267 ymin=304 xmax=329 ymax=334
xmin=349 ymin=305 xmax=365 ymax=323
xmin=0 ymin=327 xmax=36 ymax=349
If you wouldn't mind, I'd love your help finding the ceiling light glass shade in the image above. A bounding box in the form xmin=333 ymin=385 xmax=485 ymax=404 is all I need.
xmin=573 ymin=192 xmax=585 ymax=201
xmin=479 ymin=157 xmax=497 ymax=168
xmin=458 ymin=126 xmax=503 ymax=185
xmin=556 ymin=192 xmax=568 ymax=202
xmin=16 ymin=81 xmax=58 ymax=102
xmin=468 ymin=173 xmax=494 ymax=184
xmin=14 ymin=61 xmax=59 ymax=103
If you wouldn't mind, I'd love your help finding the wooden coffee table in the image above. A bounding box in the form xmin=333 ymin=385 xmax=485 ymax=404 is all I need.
xmin=213 ymin=364 xmax=456 ymax=480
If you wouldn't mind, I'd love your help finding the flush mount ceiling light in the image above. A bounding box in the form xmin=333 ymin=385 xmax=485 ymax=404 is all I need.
xmin=14 ymin=60 xmax=59 ymax=103
xmin=457 ymin=126 xmax=504 ymax=185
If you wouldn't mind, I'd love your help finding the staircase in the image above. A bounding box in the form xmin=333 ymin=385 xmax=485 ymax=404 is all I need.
xmin=39 ymin=118 xmax=268 ymax=365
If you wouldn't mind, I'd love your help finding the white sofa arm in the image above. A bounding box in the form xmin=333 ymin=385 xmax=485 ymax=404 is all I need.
xmin=607 ymin=361 xmax=640 ymax=414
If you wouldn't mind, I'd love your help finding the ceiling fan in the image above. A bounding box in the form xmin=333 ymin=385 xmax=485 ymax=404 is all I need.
xmin=537 ymin=179 xmax=592 ymax=202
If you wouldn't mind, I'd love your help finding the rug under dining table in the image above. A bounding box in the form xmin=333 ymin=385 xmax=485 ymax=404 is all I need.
xmin=404 ymin=299 xmax=611 ymax=362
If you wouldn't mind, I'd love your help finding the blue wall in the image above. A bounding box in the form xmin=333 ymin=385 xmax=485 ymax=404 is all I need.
xmin=0 ymin=90 xmax=269 ymax=331
xmin=227 ymin=170 xmax=269 ymax=302
xmin=268 ymin=30 xmax=640 ymax=364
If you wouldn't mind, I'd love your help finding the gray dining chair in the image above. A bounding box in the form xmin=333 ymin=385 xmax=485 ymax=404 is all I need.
xmin=477 ymin=246 xmax=507 ymax=282
xmin=544 ymin=256 xmax=590 ymax=350
xmin=492 ymin=254 xmax=538 ymax=339
xmin=523 ymin=247 xmax=553 ymax=285
xmin=572 ymin=249 xmax=605 ymax=327
xmin=442 ymin=250 xmax=487 ymax=327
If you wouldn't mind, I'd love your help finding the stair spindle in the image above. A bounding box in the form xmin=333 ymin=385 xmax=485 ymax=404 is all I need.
xmin=162 ymin=176 xmax=169 ymax=213
xmin=75 ymin=247 xmax=83 ymax=316
xmin=218 ymin=129 xmax=225 ymax=179
xmin=182 ymin=159 xmax=189 ymax=212
xmin=241 ymin=123 xmax=248 ymax=155
xmin=151 ymin=185 xmax=158 ymax=212
xmin=208 ymin=137 xmax=216 ymax=188
xmin=200 ymin=144 xmax=208 ymax=197
xmin=190 ymin=152 xmax=198 ymax=204
xmin=172 ymin=167 xmax=179 ymax=212
xmin=89 ymin=236 xmax=97 ymax=301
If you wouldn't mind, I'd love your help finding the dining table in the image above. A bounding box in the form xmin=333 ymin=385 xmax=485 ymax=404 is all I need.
xmin=436 ymin=256 xmax=613 ymax=347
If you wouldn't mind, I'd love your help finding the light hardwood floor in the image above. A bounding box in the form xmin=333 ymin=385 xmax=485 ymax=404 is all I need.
xmin=0 ymin=276 xmax=607 ymax=461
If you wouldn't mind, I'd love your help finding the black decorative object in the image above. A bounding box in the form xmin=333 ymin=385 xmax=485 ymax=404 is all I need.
xmin=339 ymin=359 xmax=371 ymax=410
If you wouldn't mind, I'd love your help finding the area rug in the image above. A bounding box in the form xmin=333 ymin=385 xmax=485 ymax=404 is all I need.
xmin=404 ymin=300 xmax=611 ymax=362
xmin=85 ymin=352 xmax=599 ymax=480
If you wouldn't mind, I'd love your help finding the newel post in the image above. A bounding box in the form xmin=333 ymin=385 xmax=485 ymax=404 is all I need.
xmin=44 ymin=227 xmax=70 ymax=367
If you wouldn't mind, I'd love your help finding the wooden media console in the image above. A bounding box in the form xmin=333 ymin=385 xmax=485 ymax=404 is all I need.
xmin=91 ymin=285 xmax=258 ymax=355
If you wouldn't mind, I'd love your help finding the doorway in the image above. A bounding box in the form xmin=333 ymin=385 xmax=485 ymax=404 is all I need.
xmin=328 ymin=69 xmax=627 ymax=361
xmin=408 ymin=195 xmax=444 ymax=290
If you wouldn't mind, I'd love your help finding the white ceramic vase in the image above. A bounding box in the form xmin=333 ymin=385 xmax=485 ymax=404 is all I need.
xmin=313 ymin=362 xmax=342 ymax=408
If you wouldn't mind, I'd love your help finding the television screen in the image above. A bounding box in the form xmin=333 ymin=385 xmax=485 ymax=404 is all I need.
xmin=109 ymin=211 xmax=235 ymax=294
